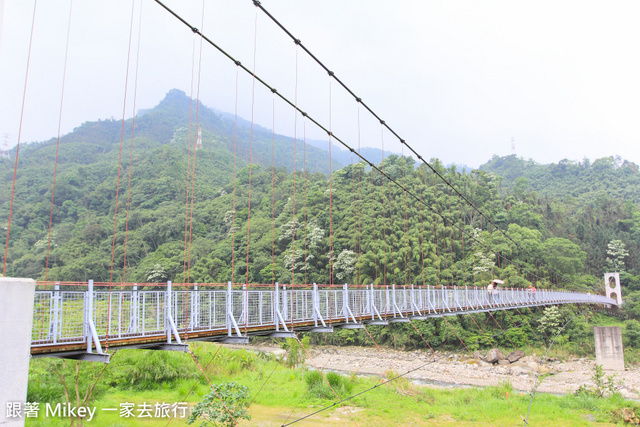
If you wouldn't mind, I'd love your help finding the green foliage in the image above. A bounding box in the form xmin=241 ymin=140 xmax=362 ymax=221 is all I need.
xmin=624 ymin=319 xmax=640 ymax=348
xmin=304 ymin=370 xmax=355 ymax=399
xmin=606 ymin=239 xmax=629 ymax=273
xmin=194 ymin=345 xmax=259 ymax=377
xmin=540 ymin=238 xmax=586 ymax=278
xmin=27 ymin=359 xmax=109 ymax=407
xmin=537 ymin=306 xmax=563 ymax=337
xmin=145 ymin=263 xmax=169 ymax=283
xmin=25 ymin=342 xmax=640 ymax=426
xmin=281 ymin=336 xmax=310 ymax=368
xmin=187 ymin=382 xmax=251 ymax=427
xmin=575 ymin=364 xmax=622 ymax=398
xmin=489 ymin=380 xmax=514 ymax=398
xmin=3 ymin=94 xmax=640 ymax=315
xmin=107 ymin=350 xmax=198 ymax=390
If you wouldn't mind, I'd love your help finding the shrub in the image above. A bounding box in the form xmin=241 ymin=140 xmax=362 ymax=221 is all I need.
xmin=108 ymin=349 xmax=198 ymax=390
xmin=304 ymin=370 xmax=354 ymax=399
xmin=187 ymin=382 xmax=251 ymax=427
xmin=574 ymin=365 xmax=621 ymax=398
xmin=281 ymin=336 xmax=310 ymax=368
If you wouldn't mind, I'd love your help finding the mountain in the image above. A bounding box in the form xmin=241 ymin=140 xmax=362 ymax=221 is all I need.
xmin=1 ymin=95 xmax=639 ymax=297
xmin=480 ymin=154 xmax=640 ymax=204
xmin=3 ymin=89 xmax=346 ymax=175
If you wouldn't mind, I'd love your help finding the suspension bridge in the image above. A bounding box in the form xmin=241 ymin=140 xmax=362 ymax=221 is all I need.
xmin=1 ymin=0 xmax=623 ymax=365
xmin=29 ymin=281 xmax=615 ymax=362
xmin=0 ymin=1 xmax=626 ymax=425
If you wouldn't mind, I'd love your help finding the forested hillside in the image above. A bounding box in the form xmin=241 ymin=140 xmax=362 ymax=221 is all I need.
xmin=481 ymin=154 xmax=640 ymax=204
xmin=2 ymin=93 xmax=640 ymax=317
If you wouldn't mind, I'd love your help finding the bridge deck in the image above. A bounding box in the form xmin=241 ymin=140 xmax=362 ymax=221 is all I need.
xmin=30 ymin=281 xmax=615 ymax=361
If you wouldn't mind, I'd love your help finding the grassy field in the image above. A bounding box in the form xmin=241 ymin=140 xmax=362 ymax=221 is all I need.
xmin=24 ymin=341 xmax=639 ymax=426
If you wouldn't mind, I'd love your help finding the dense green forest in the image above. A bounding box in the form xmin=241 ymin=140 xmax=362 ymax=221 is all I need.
xmin=2 ymin=90 xmax=640 ymax=314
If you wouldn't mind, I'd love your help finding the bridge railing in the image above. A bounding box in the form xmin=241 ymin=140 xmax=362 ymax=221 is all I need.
xmin=31 ymin=281 xmax=616 ymax=352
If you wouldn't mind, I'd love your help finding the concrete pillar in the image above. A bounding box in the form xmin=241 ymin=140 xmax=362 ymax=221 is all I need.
xmin=604 ymin=272 xmax=622 ymax=305
xmin=0 ymin=278 xmax=36 ymax=426
xmin=594 ymin=326 xmax=624 ymax=371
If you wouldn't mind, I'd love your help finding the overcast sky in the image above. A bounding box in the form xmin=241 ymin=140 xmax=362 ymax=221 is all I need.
xmin=1 ymin=0 xmax=639 ymax=168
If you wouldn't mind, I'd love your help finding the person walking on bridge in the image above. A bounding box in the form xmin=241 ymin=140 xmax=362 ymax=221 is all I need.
xmin=488 ymin=279 xmax=504 ymax=304
xmin=530 ymin=284 xmax=536 ymax=302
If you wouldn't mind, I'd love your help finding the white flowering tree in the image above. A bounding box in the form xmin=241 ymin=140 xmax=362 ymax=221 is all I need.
xmin=280 ymin=219 xmax=325 ymax=278
xmin=470 ymin=228 xmax=495 ymax=282
xmin=605 ymin=239 xmax=628 ymax=273
xmin=333 ymin=250 xmax=357 ymax=282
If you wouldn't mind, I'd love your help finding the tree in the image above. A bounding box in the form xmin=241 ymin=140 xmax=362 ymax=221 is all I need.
xmin=537 ymin=305 xmax=562 ymax=337
xmin=28 ymin=359 xmax=108 ymax=427
xmin=334 ymin=249 xmax=357 ymax=281
xmin=281 ymin=336 xmax=310 ymax=368
xmin=605 ymin=239 xmax=628 ymax=273
xmin=187 ymin=382 xmax=251 ymax=427
xmin=145 ymin=263 xmax=169 ymax=283
xmin=470 ymin=228 xmax=495 ymax=281
xmin=540 ymin=238 xmax=586 ymax=277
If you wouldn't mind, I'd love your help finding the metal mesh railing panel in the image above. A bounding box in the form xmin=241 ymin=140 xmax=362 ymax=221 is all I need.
xmin=32 ymin=291 xmax=53 ymax=344
xmin=373 ymin=289 xmax=388 ymax=315
xmin=57 ymin=292 xmax=85 ymax=343
xmin=138 ymin=291 xmax=165 ymax=336
xmin=348 ymin=289 xmax=367 ymax=317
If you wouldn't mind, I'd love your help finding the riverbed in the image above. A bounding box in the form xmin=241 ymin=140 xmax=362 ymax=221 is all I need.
xmin=226 ymin=343 xmax=640 ymax=399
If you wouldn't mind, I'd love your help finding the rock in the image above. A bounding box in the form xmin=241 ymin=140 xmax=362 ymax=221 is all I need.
xmin=527 ymin=362 xmax=550 ymax=374
xmin=486 ymin=348 xmax=505 ymax=364
xmin=507 ymin=350 xmax=525 ymax=363
xmin=620 ymin=407 xmax=638 ymax=424
xmin=511 ymin=366 xmax=530 ymax=376
xmin=498 ymin=359 xmax=510 ymax=366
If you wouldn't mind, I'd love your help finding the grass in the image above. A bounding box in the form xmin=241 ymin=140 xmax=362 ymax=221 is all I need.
xmin=25 ymin=342 xmax=640 ymax=426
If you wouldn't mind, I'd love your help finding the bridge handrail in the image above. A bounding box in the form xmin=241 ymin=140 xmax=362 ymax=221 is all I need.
xmin=31 ymin=281 xmax=616 ymax=354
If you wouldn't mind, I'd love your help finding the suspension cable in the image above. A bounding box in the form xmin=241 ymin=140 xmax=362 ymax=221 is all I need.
xmin=328 ymin=76 xmax=334 ymax=324
xmin=244 ymin=6 xmax=259 ymax=336
xmin=106 ymin=0 xmax=137 ymax=353
xmin=303 ymin=119 xmax=308 ymax=287
xmin=380 ymin=127 xmax=387 ymax=285
xmin=122 ymin=0 xmax=144 ymax=285
xmin=182 ymin=36 xmax=197 ymax=283
xmin=271 ymin=91 xmax=276 ymax=286
xmin=290 ymin=44 xmax=298 ymax=329
xmin=154 ymin=0 xmax=572 ymax=288
xmin=3 ymin=0 xmax=38 ymax=277
xmin=230 ymin=66 xmax=239 ymax=284
xmin=44 ymin=0 xmax=73 ymax=282
xmin=109 ymin=0 xmax=136 ymax=285
xmin=185 ymin=0 xmax=204 ymax=285
xmin=250 ymin=0 xmax=571 ymax=286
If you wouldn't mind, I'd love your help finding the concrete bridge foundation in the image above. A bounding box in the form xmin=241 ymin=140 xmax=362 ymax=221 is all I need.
xmin=0 ymin=278 xmax=35 ymax=427
xmin=594 ymin=326 xmax=624 ymax=372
